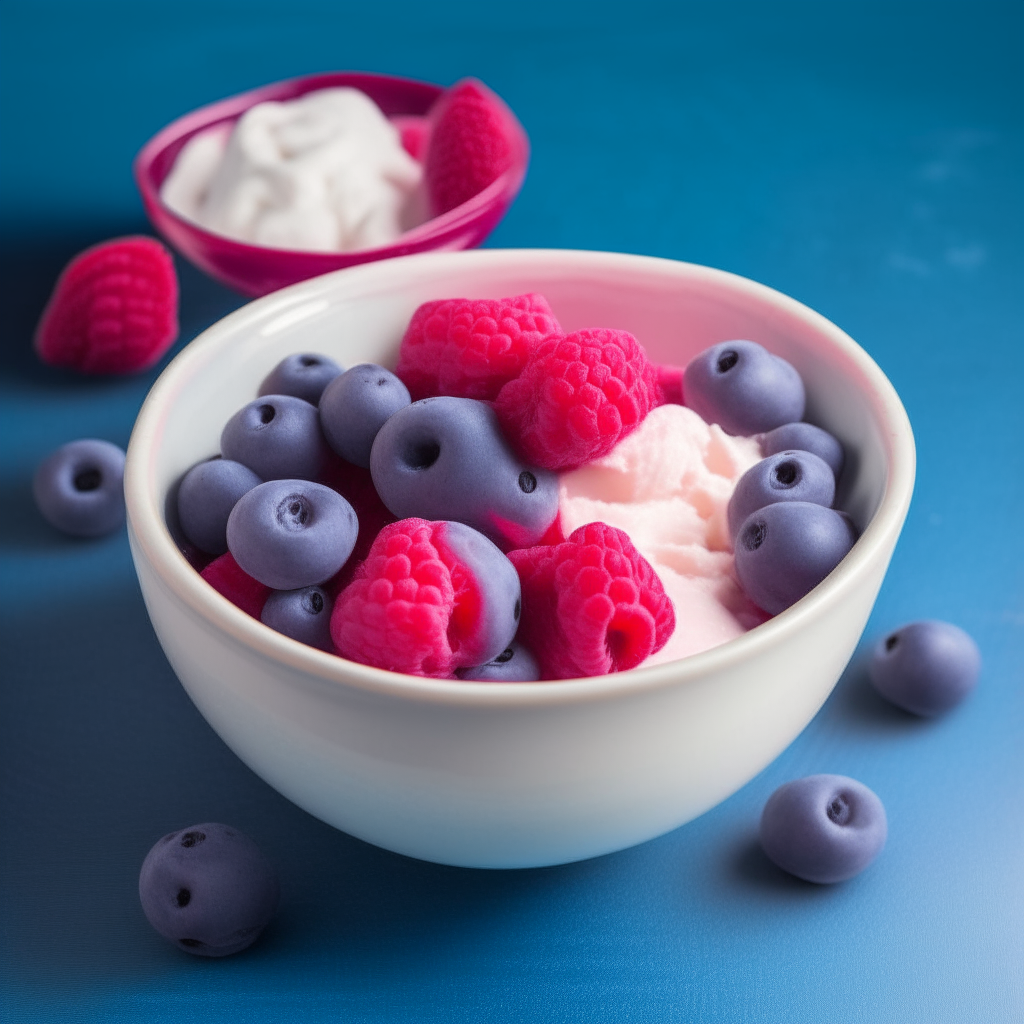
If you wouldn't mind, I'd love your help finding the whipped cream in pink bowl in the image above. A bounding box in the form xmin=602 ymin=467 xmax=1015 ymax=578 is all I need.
xmin=125 ymin=249 xmax=915 ymax=868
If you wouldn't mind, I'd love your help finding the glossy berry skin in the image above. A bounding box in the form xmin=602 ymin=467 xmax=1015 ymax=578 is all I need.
xmin=457 ymin=641 xmax=540 ymax=682
xmin=319 ymin=364 xmax=411 ymax=468
xmin=760 ymin=775 xmax=887 ymax=883
xmin=734 ymin=501 xmax=857 ymax=615
xmin=221 ymin=394 xmax=329 ymax=482
xmin=139 ymin=823 xmax=278 ymax=957
xmin=177 ymin=458 xmax=262 ymax=555
xmin=33 ymin=438 xmax=126 ymax=537
xmin=261 ymin=586 xmax=334 ymax=651
xmin=868 ymin=620 xmax=981 ymax=716
xmin=727 ymin=450 xmax=836 ymax=539
xmin=258 ymin=352 xmax=343 ymax=406
xmin=227 ymin=479 xmax=358 ymax=590
xmin=370 ymin=396 xmax=558 ymax=550
xmin=683 ymin=340 xmax=805 ymax=435
xmin=761 ymin=421 xmax=845 ymax=480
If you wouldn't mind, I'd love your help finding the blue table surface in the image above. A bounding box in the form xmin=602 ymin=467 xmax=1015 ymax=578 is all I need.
xmin=1 ymin=2 xmax=1022 ymax=1021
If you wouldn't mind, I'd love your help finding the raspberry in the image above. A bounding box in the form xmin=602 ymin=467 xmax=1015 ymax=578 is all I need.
xmin=508 ymin=522 xmax=674 ymax=679
xmin=34 ymin=236 xmax=179 ymax=375
xmin=424 ymin=79 xmax=517 ymax=215
xmin=331 ymin=519 xmax=483 ymax=677
xmin=395 ymin=293 xmax=561 ymax=401
xmin=494 ymin=328 xmax=662 ymax=471
xmin=201 ymin=552 xmax=271 ymax=620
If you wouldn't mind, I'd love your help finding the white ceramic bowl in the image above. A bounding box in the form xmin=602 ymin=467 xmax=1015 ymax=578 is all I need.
xmin=125 ymin=249 xmax=915 ymax=869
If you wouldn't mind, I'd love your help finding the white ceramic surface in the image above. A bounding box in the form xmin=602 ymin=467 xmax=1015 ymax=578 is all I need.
xmin=125 ymin=249 xmax=915 ymax=869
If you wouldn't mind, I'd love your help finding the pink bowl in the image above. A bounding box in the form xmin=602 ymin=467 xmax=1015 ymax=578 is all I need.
xmin=134 ymin=72 xmax=530 ymax=297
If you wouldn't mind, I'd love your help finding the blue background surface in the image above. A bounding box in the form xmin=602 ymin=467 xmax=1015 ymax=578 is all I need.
xmin=1 ymin=2 xmax=1022 ymax=1021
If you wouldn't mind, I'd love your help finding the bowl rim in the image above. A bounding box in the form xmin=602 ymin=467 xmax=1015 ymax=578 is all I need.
xmin=132 ymin=70 xmax=531 ymax=261
xmin=125 ymin=248 xmax=916 ymax=708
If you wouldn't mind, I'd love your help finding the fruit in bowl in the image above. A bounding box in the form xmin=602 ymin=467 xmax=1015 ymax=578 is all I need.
xmin=134 ymin=73 xmax=530 ymax=297
xmin=125 ymin=249 xmax=914 ymax=868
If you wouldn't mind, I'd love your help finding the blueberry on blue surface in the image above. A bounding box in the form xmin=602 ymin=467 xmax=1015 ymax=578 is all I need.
xmin=177 ymin=458 xmax=262 ymax=555
xmin=759 ymin=774 xmax=887 ymax=883
xmin=761 ymin=421 xmax=845 ymax=479
xmin=139 ymin=822 xmax=278 ymax=957
xmin=683 ymin=340 xmax=805 ymax=435
xmin=370 ymin=397 xmax=559 ymax=550
xmin=221 ymin=394 xmax=329 ymax=482
xmin=33 ymin=438 xmax=126 ymax=537
xmin=734 ymin=501 xmax=857 ymax=614
xmin=727 ymin=450 xmax=836 ymax=539
xmin=258 ymin=352 xmax=343 ymax=406
xmin=441 ymin=520 xmax=522 ymax=667
xmin=227 ymin=479 xmax=358 ymax=590
xmin=261 ymin=586 xmax=334 ymax=651
xmin=319 ymin=363 xmax=411 ymax=468
xmin=457 ymin=641 xmax=540 ymax=682
xmin=868 ymin=620 xmax=981 ymax=716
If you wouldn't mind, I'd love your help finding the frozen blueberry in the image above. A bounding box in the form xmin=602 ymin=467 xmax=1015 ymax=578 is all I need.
xmin=261 ymin=586 xmax=334 ymax=651
xmin=221 ymin=394 xmax=330 ymax=482
xmin=258 ymin=352 xmax=343 ymax=406
xmin=760 ymin=774 xmax=887 ymax=883
xmin=761 ymin=421 xmax=845 ymax=480
xmin=734 ymin=501 xmax=857 ymax=614
xmin=139 ymin=822 xmax=278 ymax=957
xmin=441 ymin=520 xmax=522 ymax=667
xmin=227 ymin=479 xmax=358 ymax=590
xmin=33 ymin=438 xmax=126 ymax=537
xmin=727 ymin=450 xmax=836 ymax=539
xmin=683 ymin=340 xmax=805 ymax=435
xmin=457 ymin=641 xmax=540 ymax=682
xmin=370 ymin=397 xmax=559 ymax=550
xmin=177 ymin=458 xmax=262 ymax=555
xmin=319 ymin=364 xmax=411 ymax=468
xmin=868 ymin=620 xmax=981 ymax=716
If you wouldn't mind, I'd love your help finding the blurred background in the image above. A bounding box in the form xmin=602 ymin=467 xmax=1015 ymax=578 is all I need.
xmin=1 ymin=2 xmax=1021 ymax=1022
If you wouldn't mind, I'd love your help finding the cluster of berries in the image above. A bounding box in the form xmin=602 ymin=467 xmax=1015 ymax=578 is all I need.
xmin=177 ymin=292 xmax=676 ymax=681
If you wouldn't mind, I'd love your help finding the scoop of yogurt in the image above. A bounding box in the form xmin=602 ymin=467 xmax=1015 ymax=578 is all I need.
xmin=160 ymin=88 xmax=424 ymax=252
xmin=559 ymin=403 xmax=768 ymax=666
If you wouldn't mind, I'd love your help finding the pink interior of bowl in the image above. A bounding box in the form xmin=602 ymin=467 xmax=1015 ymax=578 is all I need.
xmin=134 ymin=72 xmax=531 ymax=296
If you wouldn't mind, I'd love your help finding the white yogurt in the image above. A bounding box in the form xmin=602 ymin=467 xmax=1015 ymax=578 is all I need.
xmin=161 ymin=88 xmax=424 ymax=252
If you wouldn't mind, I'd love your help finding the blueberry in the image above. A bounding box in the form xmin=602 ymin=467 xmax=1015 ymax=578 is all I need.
xmin=440 ymin=521 xmax=522 ymax=667
xmin=761 ymin=421 xmax=845 ymax=479
xmin=177 ymin=458 xmax=262 ymax=555
xmin=226 ymin=479 xmax=358 ymax=590
xmin=868 ymin=620 xmax=981 ymax=716
xmin=457 ymin=641 xmax=540 ymax=682
xmin=370 ymin=397 xmax=558 ymax=550
xmin=139 ymin=822 xmax=278 ymax=957
xmin=258 ymin=352 xmax=343 ymax=406
xmin=319 ymin=364 xmax=411 ymax=468
xmin=33 ymin=438 xmax=125 ymax=537
xmin=683 ymin=340 xmax=805 ymax=435
xmin=759 ymin=775 xmax=887 ymax=883
xmin=734 ymin=501 xmax=857 ymax=614
xmin=727 ymin=450 xmax=836 ymax=539
xmin=221 ymin=394 xmax=329 ymax=482
xmin=261 ymin=586 xmax=334 ymax=651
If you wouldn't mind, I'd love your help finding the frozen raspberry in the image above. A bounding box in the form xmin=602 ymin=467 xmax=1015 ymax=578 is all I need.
xmin=34 ymin=236 xmax=178 ymax=375
xmin=201 ymin=552 xmax=271 ymax=619
xmin=508 ymin=522 xmax=675 ymax=680
xmin=395 ymin=293 xmax=561 ymax=401
xmin=331 ymin=518 xmax=520 ymax=678
xmin=424 ymin=79 xmax=517 ymax=215
xmin=494 ymin=328 xmax=662 ymax=471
